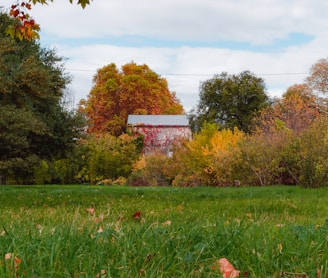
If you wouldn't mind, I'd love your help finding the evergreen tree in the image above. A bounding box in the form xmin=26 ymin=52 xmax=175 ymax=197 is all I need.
xmin=0 ymin=13 xmax=84 ymax=184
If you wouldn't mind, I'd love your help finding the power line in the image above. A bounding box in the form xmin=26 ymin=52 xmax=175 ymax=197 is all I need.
xmin=67 ymin=68 xmax=308 ymax=77
xmin=162 ymin=72 xmax=308 ymax=77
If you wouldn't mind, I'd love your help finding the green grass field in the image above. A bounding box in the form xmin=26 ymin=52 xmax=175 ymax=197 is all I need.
xmin=0 ymin=185 xmax=327 ymax=277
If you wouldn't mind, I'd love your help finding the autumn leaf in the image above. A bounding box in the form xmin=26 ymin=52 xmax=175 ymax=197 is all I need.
xmin=5 ymin=253 xmax=22 ymax=272
xmin=14 ymin=257 xmax=22 ymax=267
xmin=97 ymin=226 xmax=103 ymax=233
xmin=162 ymin=220 xmax=172 ymax=226
xmin=86 ymin=208 xmax=95 ymax=214
xmin=5 ymin=253 xmax=13 ymax=260
xmin=212 ymin=258 xmax=240 ymax=278
xmin=277 ymin=243 xmax=283 ymax=254
xmin=96 ymin=269 xmax=106 ymax=278
xmin=132 ymin=210 xmax=142 ymax=219
xmin=7 ymin=2 xmax=40 ymax=40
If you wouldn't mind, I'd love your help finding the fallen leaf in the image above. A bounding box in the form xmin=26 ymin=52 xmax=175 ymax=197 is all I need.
xmin=96 ymin=269 xmax=106 ymax=277
xmin=14 ymin=257 xmax=22 ymax=268
xmin=132 ymin=211 xmax=142 ymax=219
xmin=277 ymin=243 xmax=283 ymax=254
xmin=4 ymin=253 xmax=21 ymax=271
xmin=163 ymin=220 xmax=172 ymax=226
xmin=212 ymin=258 xmax=240 ymax=278
xmin=97 ymin=226 xmax=103 ymax=233
xmin=87 ymin=208 xmax=95 ymax=214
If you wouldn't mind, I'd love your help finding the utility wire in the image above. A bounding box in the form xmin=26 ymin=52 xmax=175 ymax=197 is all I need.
xmin=67 ymin=68 xmax=308 ymax=77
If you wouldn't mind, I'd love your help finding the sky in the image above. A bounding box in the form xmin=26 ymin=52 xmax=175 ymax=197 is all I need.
xmin=2 ymin=0 xmax=328 ymax=112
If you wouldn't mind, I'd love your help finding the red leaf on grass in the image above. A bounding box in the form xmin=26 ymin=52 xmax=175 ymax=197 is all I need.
xmin=86 ymin=208 xmax=95 ymax=214
xmin=132 ymin=211 xmax=142 ymax=219
xmin=212 ymin=258 xmax=240 ymax=278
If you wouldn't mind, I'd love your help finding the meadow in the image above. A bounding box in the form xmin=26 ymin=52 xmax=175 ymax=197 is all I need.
xmin=0 ymin=185 xmax=327 ymax=277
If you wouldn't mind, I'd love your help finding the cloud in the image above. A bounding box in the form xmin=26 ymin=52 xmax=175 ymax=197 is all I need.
xmin=61 ymin=43 xmax=314 ymax=111
xmin=23 ymin=0 xmax=325 ymax=44
xmin=1 ymin=0 xmax=328 ymax=112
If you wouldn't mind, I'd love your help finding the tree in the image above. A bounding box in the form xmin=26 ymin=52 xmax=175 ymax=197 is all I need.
xmin=0 ymin=13 xmax=84 ymax=184
xmin=297 ymin=116 xmax=328 ymax=188
xmin=80 ymin=134 xmax=143 ymax=185
xmin=254 ymin=84 xmax=319 ymax=134
xmin=248 ymin=83 xmax=322 ymax=186
xmin=163 ymin=123 xmax=245 ymax=187
xmin=306 ymin=58 xmax=328 ymax=94
xmin=189 ymin=71 xmax=269 ymax=133
xmin=79 ymin=62 xmax=184 ymax=135
xmin=3 ymin=0 xmax=91 ymax=40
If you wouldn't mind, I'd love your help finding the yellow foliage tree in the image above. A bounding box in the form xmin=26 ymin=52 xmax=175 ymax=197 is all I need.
xmin=201 ymin=127 xmax=245 ymax=186
xmin=171 ymin=123 xmax=245 ymax=186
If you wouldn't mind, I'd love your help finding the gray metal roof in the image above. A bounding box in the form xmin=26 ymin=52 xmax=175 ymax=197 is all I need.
xmin=127 ymin=115 xmax=189 ymax=126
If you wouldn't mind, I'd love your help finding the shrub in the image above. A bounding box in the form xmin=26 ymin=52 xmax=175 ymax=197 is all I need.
xmin=96 ymin=179 xmax=113 ymax=186
xmin=83 ymin=134 xmax=142 ymax=185
xmin=112 ymin=176 xmax=127 ymax=185
xmin=128 ymin=152 xmax=170 ymax=186
xmin=166 ymin=123 xmax=245 ymax=187
xmin=298 ymin=116 xmax=328 ymax=188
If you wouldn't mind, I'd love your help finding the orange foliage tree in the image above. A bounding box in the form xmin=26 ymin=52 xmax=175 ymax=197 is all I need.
xmin=254 ymin=84 xmax=319 ymax=135
xmin=246 ymin=84 xmax=321 ymax=185
xmin=79 ymin=62 xmax=184 ymax=135
xmin=306 ymin=58 xmax=328 ymax=94
xmin=5 ymin=0 xmax=91 ymax=40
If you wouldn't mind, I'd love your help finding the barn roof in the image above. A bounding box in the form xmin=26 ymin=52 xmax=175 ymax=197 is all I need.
xmin=127 ymin=115 xmax=189 ymax=127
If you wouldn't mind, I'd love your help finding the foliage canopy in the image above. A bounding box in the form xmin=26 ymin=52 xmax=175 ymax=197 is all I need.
xmin=189 ymin=71 xmax=269 ymax=133
xmin=0 ymin=13 xmax=84 ymax=184
xmin=306 ymin=58 xmax=328 ymax=94
xmin=79 ymin=62 xmax=184 ymax=135
xmin=4 ymin=0 xmax=91 ymax=40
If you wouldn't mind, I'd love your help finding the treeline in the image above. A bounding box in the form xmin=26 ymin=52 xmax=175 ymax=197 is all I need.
xmin=1 ymin=12 xmax=328 ymax=187
xmin=26 ymin=105 xmax=328 ymax=188
xmin=133 ymin=116 xmax=328 ymax=188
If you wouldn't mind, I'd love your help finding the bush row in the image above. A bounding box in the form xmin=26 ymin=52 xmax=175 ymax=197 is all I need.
xmin=130 ymin=116 xmax=328 ymax=188
xmin=14 ymin=116 xmax=328 ymax=188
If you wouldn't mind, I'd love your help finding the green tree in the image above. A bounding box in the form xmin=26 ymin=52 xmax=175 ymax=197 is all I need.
xmin=189 ymin=71 xmax=269 ymax=133
xmin=79 ymin=62 xmax=184 ymax=136
xmin=0 ymin=13 xmax=84 ymax=184
xmin=82 ymin=134 xmax=143 ymax=185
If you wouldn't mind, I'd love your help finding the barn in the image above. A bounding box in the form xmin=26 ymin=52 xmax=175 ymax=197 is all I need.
xmin=127 ymin=115 xmax=192 ymax=155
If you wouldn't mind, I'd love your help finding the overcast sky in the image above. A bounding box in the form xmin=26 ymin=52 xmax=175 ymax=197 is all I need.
xmin=2 ymin=0 xmax=328 ymax=112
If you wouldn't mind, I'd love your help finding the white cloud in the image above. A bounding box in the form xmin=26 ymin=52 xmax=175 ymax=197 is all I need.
xmin=15 ymin=0 xmax=326 ymax=43
xmin=2 ymin=0 xmax=328 ymax=112
xmin=61 ymin=44 xmax=315 ymax=111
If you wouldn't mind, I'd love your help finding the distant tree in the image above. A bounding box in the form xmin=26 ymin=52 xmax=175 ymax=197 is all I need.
xmin=306 ymin=58 xmax=328 ymax=94
xmin=254 ymin=84 xmax=319 ymax=134
xmin=80 ymin=133 xmax=143 ymax=185
xmin=249 ymin=84 xmax=322 ymax=186
xmin=3 ymin=0 xmax=91 ymax=40
xmin=297 ymin=116 xmax=328 ymax=188
xmin=0 ymin=13 xmax=84 ymax=184
xmin=79 ymin=62 xmax=184 ymax=135
xmin=189 ymin=71 xmax=269 ymax=133
xmin=162 ymin=123 xmax=245 ymax=187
